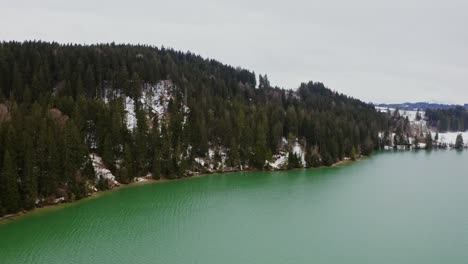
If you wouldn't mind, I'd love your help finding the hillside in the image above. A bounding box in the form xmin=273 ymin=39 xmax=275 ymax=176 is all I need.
xmin=0 ymin=41 xmax=389 ymax=217
xmin=376 ymin=106 xmax=467 ymax=149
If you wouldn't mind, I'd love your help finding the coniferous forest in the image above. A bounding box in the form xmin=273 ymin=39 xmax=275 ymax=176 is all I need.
xmin=425 ymin=107 xmax=468 ymax=132
xmin=0 ymin=41 xmax=392 ymax=216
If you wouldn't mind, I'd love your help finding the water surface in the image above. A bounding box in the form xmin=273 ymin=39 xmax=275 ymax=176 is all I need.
xmin=1 ymin=151 xmax=468 ymax=263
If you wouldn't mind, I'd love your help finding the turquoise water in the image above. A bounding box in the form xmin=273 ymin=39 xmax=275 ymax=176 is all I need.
xmin=1 ymin=151 xmax=468 ymax=263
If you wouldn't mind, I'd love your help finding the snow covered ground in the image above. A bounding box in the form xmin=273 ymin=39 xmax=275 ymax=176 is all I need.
xmin=268 ymin=152 xmax=288 ymax=169
xmin=292 ymin=141 xmax=306 ymax=166
xmin=125 ymin=96 xmax=136 ymax=129
xmin=267 ymin=140 xmax=306 ymax=169
xmin=123 ymin=80 xmax=189 ymax=130
xmin=375 ymin=106 xmax=424 ymax=123
xmin=89 ymin=154 xmax=120 ymax=187
xmin=194 ymin=147 xmax=229 ymax=171
xmin=141 ymin=81 xmax=174 ymax=118
xmin=432 ymin=131 xmax=468 ymax=145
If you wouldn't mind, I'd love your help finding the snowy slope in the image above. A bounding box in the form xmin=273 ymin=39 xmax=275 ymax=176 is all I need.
xmin=89 ymin=154 xmax=120 ymax=187
xmin=292 ymin=141 xmax=306 ymax=166
xmin=376 ymin=107 xmax=424 ymax=122
xmin=125 ymin=96 xmax=136 ymax=129
xmin=124 ymin=80 xmax=189 ymax=130
xmin=268 ymin=152 xmax=288 ymax=169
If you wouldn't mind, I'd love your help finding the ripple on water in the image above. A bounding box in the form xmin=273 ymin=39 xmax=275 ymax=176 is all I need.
xmin=1 ymin=151 xmax=468 ymax=264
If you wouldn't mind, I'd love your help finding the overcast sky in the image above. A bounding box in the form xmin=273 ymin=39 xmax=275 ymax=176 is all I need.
xmin=1 ymin=0 xmax=467 ymax=104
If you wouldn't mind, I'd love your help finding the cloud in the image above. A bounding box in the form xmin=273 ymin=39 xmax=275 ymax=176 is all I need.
xmin=1 ymin=0 xmax=467 ymax=103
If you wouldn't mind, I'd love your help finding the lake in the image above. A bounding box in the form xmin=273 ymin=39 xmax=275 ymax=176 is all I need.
xmin=1 ymin=151 xmax=468 ymax=264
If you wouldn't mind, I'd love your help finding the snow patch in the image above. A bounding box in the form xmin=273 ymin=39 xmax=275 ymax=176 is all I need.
xmin=194 ymin=157 xmax=205 ymax=167
xmin=125 ymin=96 xmax=136 ymax=130
xmin=54 ymin=197 xmax=65 ymax=204
xmin=208 ymin=148 xmax=215 ymax=159
xmin=376 ymin=107 xmax=425 ymax=123
xmin=135 ymin=177 xmax=148 ymax=183
xmin=292 ymin=141 xmax=306 ymax=166
xmin=89 ymin=154 xmax=120 ymax=187
xmin=141 ymin=81 xmax=173 ymax=118
xmin=120 ymin=80 xmax=189 ymax=130
xmin=268 ymin=152 xmax=288 ymax=169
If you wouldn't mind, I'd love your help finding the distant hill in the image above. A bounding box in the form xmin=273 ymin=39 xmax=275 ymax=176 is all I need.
xmin=374 ymin=102 xmax=467 ymax=110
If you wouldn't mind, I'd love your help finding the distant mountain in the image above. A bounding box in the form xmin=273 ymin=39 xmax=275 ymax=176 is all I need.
xmin=374 ymin=102 xmax=467 ymax=110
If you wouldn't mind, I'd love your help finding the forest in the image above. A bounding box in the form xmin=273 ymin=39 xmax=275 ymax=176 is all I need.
xmin=0 ymin=41 xmax=391 ymax=216
xmin=425 ymin=107 xmax=468 ymax=132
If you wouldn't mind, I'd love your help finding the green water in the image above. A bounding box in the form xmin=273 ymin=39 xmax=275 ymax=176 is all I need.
xmin=1 ymin=151 xmax=468 ymax=263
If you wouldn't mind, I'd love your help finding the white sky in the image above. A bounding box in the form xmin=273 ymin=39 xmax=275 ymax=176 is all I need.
xmin=1 ymin=0 xmax=467 ymax=104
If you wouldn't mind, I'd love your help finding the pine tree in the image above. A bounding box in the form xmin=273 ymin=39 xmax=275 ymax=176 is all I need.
xmin=414 ymin=136 xmax=420 ymax=149
xmin=286 ymin=106 xmax=298 ymax=137
xmin=425 ymin=133 xmax=433 ymax=150
xmin=287 ymin=152 xmax=302 ymax=169
xmin=119 ymin=143 xmax=135 ymax=183
xmin=152 ymin=150 xmax=162 ymax=180
xmin=22 ymin=136 xmax=38 ymax=209
xmin=350 ymin=146 xmax=357 ymax=161
xmin=102 ymin=134 xmax=114 ymax=167
xmin=455 ymin=134 xmax=464 ymax=150
xmin=11 ymin=63 xmax=23 ymax=99
xmin=416 ymin=109 xmax=422 ymax=121
xmin=1 ymin=151 xmax=20 ymax=213
xmin=134 ymin=102 xmax=149 ymax=175
xmin=252 ymin=113 xmax=269 ymax=169
xmin=227 ymin=137 xmax=240 ymax=168
xmin=63 ymin=120 xmax=86 ymax=183
xmin=160 ymin=122 xmax=174 ymax=177
xmin=63 ymin=120 xmax=88 ymax=199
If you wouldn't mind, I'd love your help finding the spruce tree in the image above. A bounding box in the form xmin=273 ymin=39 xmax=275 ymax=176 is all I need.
xmin=425 ymin=133 xmax=433 ymax=150
xmin=227 ymin=137 xmax=240 ymax=168
xmin=22 ymin=136 xmax=38 ymax=209
xmin=62 ymin=120 xmax=87 ymax=199
xmin=152 ymin=150 xmax=162 ymax=180
xmin=102 ymin=134 xmax=114 ymax=167
xmin=1 ymin=151 xmax=20 ymax=213
xmin=350 ymin=146 xmax=357 ymax=161
xmin=134 ymin=102 xmax=149 ymax=175
xmin=252 ymin=114 xmax=269 ymax=169
xmin=63 ymin=120 xmax=87 ymax=183
xmin=455 ymin=134 xmax=464 ymax=150
xmin=119 ymin=143 xmax=135 ymax=183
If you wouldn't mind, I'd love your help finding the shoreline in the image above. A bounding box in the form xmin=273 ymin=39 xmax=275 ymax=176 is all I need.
xmin=0 ymin=157 xmax=365 ymax=224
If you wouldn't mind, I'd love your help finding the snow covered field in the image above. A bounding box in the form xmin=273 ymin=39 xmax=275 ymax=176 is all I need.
xmin=433 ymin=131 xmax=468 ymax=145
xmin=375 ymin=106 xmax=424 ymax=123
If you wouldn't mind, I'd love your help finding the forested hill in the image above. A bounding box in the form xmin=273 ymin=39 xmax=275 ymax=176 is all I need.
xmin=0 ymin=41 xmax=389 ymax=216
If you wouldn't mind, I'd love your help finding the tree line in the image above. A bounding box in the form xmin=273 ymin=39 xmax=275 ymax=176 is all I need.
xmin=425 ymin=107 xmax=468 ymax=132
